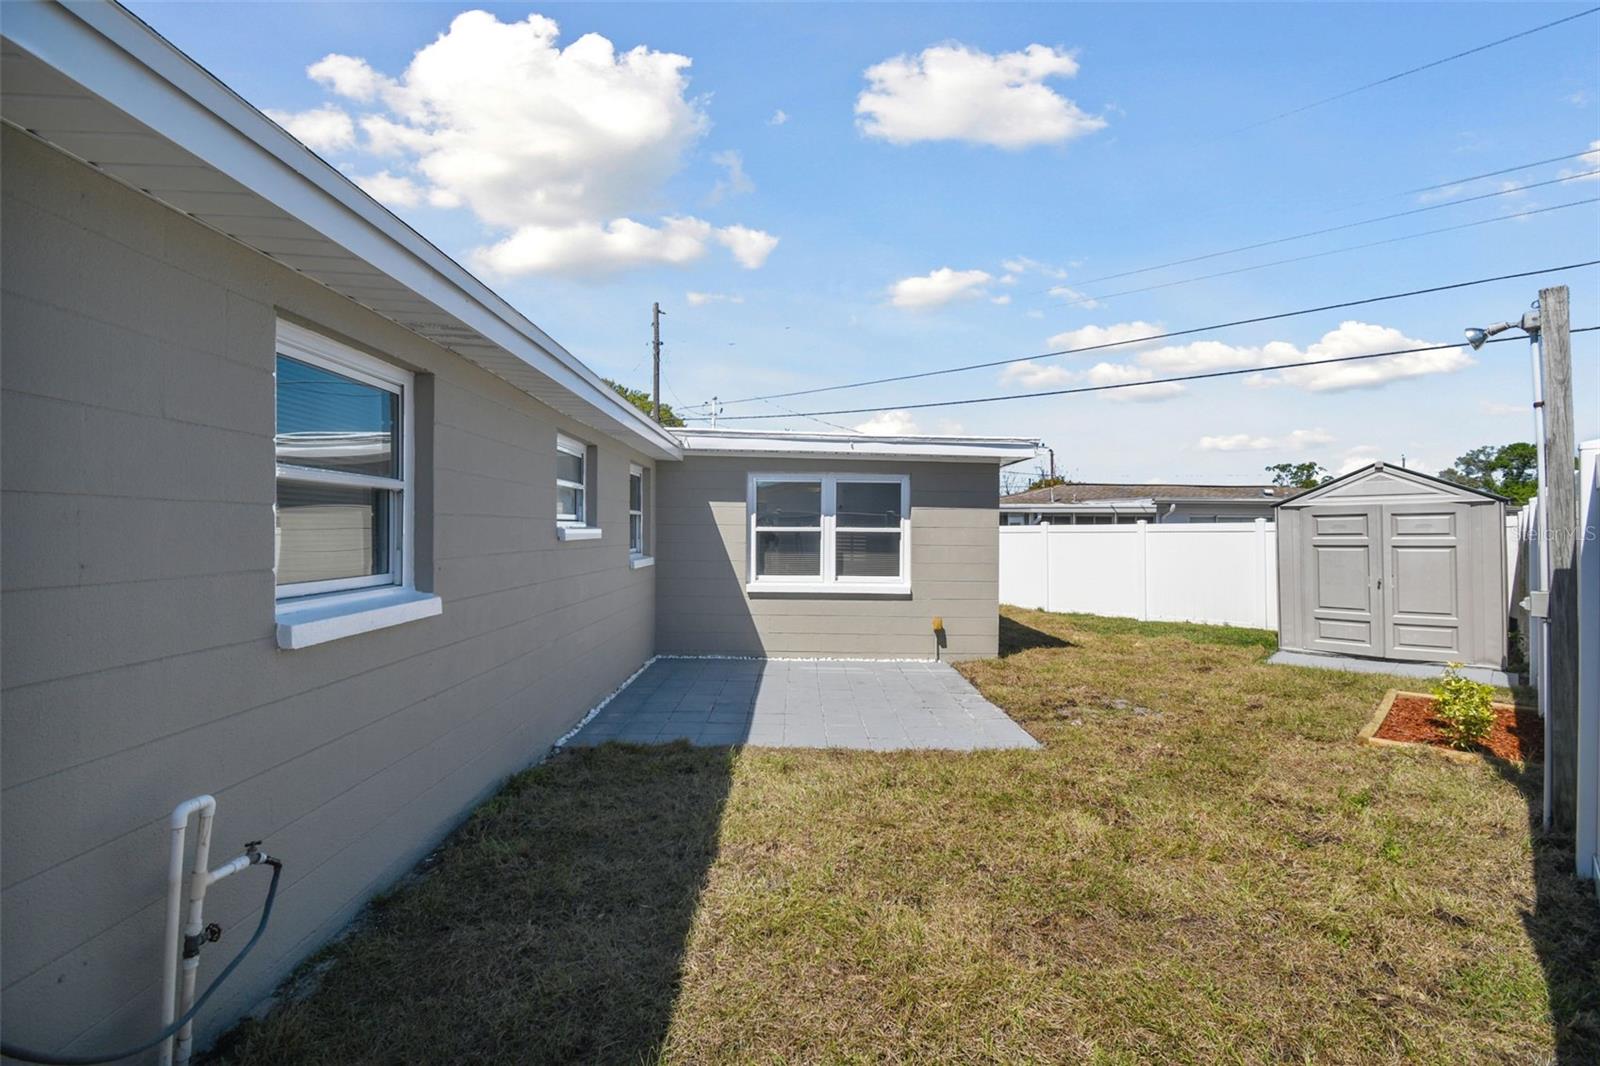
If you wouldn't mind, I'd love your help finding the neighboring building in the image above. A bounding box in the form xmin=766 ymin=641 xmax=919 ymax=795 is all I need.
xmin=1000 ymin=482 xmax=1291 ymax=525
xmin=0 ymin=5 xmax=1035 ymax=1060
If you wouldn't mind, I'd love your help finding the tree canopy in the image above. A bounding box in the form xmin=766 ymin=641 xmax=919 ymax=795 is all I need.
xmin=604 ymin=380 xmax=685 ymax=427
xmin=1265 ymin=462 xmax=1329 ymax=489
xmin=1025 ymin=475 xmax=1068 ymax=491
xmin=1438 ymin=442 xmax=1537 ymax=504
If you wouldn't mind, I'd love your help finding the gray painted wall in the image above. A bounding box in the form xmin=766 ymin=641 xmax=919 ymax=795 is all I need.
xmin=656 ymin=456 xmax=1000 ymax=660
xmin=1163 ymin=500 xmax=1279 ymax=523
xmin=1 ymin=128 xmax=657 ymax=1054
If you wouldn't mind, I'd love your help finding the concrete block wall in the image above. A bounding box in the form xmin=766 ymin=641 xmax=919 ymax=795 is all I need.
xmin=0 ymin=127 xmax=657 ymax=1055
xmin=655 ymin=456 xmax=1000 ymax=659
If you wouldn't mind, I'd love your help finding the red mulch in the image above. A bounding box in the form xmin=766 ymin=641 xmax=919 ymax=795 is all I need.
xmin=1374 ymin=693 xmax=1542 ymax=761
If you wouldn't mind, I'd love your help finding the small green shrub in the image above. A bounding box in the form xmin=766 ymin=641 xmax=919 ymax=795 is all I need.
xmin=1431 ymin=665 xmax=1496 ymax=750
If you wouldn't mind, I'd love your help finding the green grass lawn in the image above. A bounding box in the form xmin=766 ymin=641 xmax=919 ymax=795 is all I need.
xmin=214 ymin=609 xmax=1598 ymax=1065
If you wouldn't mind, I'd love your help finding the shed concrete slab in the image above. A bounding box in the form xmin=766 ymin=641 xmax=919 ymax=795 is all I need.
xmin=566 ymin=658 xmax=1039 ymax=751
xmin=1267 ymin=649 xmax=1520 ymax=688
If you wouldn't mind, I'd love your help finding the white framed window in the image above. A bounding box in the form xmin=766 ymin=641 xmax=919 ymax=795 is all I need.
xmin=275 ymin=322 xmax=413 ymax=601
xmin=629 ymin=464 xmax=647 ymax=555
xmin=747 ymin=473 xmax=910 ymax=594
xmin=556 ymin=434 xmax=587 ymax=526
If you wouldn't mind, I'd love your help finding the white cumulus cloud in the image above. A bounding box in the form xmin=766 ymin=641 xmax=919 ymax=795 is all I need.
xmin=707 ymin=149 xmax=754 ymax=202
xmin=856 ymin=43 xmax=1106 ymax=149
xmin=308 ymin=53 xmax=388 ymax=101
xmin=1048 ymin=284 xmax=1103 ymax=310
xmin=768 ymin=108 xmax=789 ymax=126
xmin=1558 ymin=139 xmax=1600 ymax=182
xmin=685 ymin=291 xmax=744 ymax=307
xmin=1045 ymin=320 xmax=1163 ymax=352
xmin=854 ymin=410 xmax=924 ymax=435
xmin=997 ymin=321 xmax=1459 ymax=401
xmin=1130 ymin=322 xmax=1466 ymax=392
xmin=474 ymin=216 xmax=715 ymax=277
xmin=265 ymin=105 xmax=356 ymax=151
xmin=1000 ymin=359 xmax=1184 ymax=401
xmin=1197 ymin=433 xmax=1275 ymax=452
xmin=1000 ymin=360 xmax=1075 ymax=389
xmin=1266 ymin=322 xmax=1467 ymax=391
xmin=889 ymin=267 xmax=993 ymax=309
xmin=715 ymin=224 xmax=779 ymax=269
xmin=291 ymin=12 xmax=776 ymax=276
xmin=350 ymin=169 xmax=424 ymax=206
xmin=1197 ymin=428 xmax=1333 ymax=452
xmin=1082 ymin=362 xmax=1185 ymax=401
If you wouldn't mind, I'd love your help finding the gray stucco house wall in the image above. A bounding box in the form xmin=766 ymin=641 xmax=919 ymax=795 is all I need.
xmin=656 ymin=455 xmax=1002 ymax=660
xmin=1 ymin=126 xmax=659 ymax=1054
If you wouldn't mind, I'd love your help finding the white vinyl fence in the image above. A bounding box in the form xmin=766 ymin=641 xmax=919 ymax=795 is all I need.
xmin=999 ymin=519 xmax=1279 ymax=630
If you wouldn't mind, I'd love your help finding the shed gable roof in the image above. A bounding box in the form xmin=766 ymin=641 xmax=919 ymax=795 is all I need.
xmin=1278 ymin=462 xmax=1507 ymax=506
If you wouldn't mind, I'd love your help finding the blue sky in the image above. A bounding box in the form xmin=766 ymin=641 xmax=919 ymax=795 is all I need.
xmin=131 ymin=1 xmax=1599 ymax=484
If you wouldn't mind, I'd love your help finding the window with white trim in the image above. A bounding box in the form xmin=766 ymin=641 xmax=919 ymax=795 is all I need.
xmin=556 ymin=434 xmax=587 ymax=526
xmin=274 ymin=323 xmax=413 ymax=600
xmin=629 ymin=464 xmax=647 ymax=555
xmin=748 ymin=473 xmax=910 ymax=591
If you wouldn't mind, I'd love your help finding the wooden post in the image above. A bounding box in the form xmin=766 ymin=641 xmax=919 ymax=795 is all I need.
xmin=1540 ymin=285 xmax=1579 ymax=831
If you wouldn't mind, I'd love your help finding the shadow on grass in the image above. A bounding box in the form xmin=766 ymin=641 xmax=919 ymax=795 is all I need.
xmin=1488 ymin=756 xmax=1600 ymax=1064
xmin=998 ymin=614 xmax=1076 ymax=656
xmin=212 ymin=742 xmax=734 ymax=1065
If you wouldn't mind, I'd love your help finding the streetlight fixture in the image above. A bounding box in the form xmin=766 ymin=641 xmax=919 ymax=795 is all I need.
xmin=1465 ymin=305 xmax=1550 ymax=825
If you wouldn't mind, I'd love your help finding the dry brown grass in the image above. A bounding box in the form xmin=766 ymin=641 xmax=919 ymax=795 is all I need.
xmin=213 ymin=609 xmax=1597 ymax=1065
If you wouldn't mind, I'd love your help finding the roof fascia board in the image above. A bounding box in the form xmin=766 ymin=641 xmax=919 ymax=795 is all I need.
xmin=677 ymin=438 xmax=1037 ymax=463
xmin=9 ymin=1 xmax=681 ymax=459
xmin=674 ymin=429 xmax=1038 ymax=463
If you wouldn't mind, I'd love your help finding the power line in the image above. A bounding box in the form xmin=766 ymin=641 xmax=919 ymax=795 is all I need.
xmin=1055 ymin=198 xmax=1600 ymax=309
xmin=755 ymin=396 xmax=865 ymax=434
xmin=684 ymin=328 xmax=1599 ymax=422
xmin=1397 ymin=150 xmax=1599 ymax=200
xmin=694 ymin=260 xmax=1600 ymax=407
xmin=1227 ymin=6 xmax=1600 ymax=135
xmin=928 ymin=149 xmax=1600 ymax=309
xmin=1047 ymin=169 xmax=1598 ymax=292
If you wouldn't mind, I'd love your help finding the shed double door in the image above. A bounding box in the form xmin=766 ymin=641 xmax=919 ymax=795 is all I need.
xmin=1302 ymin=503 xmax=1471 ymax=662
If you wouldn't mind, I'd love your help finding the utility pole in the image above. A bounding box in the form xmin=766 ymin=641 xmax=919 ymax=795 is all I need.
xmin=1540 ymin=285 xmax=1580 ymax=831
xmin=1048 ymin=447 xmax=1057 ymax=504
xmin=651 ymin=302 xmax=663 ymax=424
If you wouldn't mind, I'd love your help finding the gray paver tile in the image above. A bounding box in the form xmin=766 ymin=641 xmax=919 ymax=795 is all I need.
xmin=566 ymin=658 xmax=1037 ymax=751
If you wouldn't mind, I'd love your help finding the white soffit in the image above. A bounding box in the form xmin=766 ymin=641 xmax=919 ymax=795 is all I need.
xmin=675 ymin=428 xmax=1040 ymax=463
xmin=0 ymin=2 xmax=682 ymax=461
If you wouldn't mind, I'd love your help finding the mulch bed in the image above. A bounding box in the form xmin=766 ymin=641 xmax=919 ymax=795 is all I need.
xmin=1375 ymin=693 xmax=1542 ymax=761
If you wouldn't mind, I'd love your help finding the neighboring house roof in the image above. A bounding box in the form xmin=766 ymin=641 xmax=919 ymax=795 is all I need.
xmin=675 ymin=428 xmax=1040 ymax=463
xmin=0 ymin=1 xmax=683 ymax=461
xmin=1002 ymin=482 xmax=1291 ymax=507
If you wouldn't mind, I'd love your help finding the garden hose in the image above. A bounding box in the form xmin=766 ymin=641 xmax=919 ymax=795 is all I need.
xmin=1 ymin=860 xmax=283 ymax=1065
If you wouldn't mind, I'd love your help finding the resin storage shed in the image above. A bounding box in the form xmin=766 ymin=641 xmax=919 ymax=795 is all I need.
xmin=1276 ymin=463 xmax=1507 ymax=669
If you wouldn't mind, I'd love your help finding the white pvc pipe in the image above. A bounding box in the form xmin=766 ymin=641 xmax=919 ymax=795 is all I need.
xmin=1531 ymin=332 xmax=1553 ymax=830
xmin=172 ymin=799 xmax=217 ymax=1066
xmin=161 ymin=797 xmax=214 ymax=1066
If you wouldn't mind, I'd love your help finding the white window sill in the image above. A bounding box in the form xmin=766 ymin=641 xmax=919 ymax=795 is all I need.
xmin=555 ymin=525 xmax=603 ymax=541
xmin=628 ymin=554 xmax=656 ymax=570
xmin=746 ymin=582 xmax=911 ymax=597
xmin=276 ymin=587 xmax=442 ymax=650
